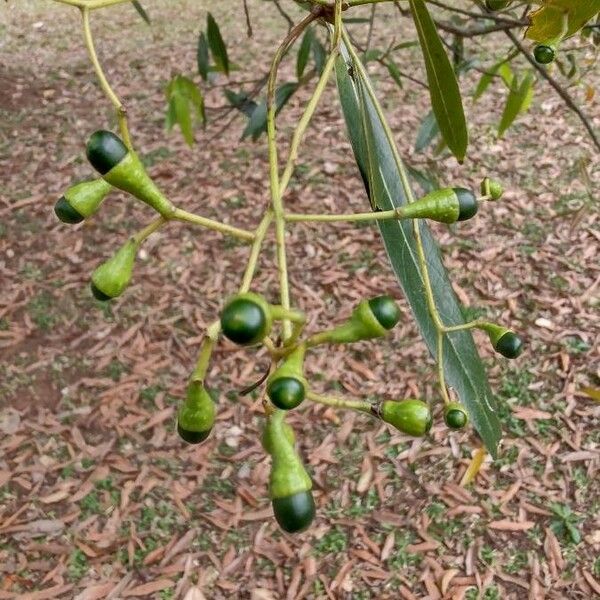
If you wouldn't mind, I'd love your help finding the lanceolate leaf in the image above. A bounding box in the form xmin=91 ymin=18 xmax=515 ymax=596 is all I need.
xmin=296 ymin=28 xmax=315 ymax=79
xmin=414 ymin=110 xmax=439 ymax=153
xmin=242 ymin=82 xmax=299 ymax=141
xmin=335 ymin=46 xmax=501 ymax=457
xmin=197 ymin=32 xmax=210 ymax=81
xmin=206 ymin=12 xmax=229 ymax=76
xmin=408 ymin=0 xmax=468 ymax=162
xmin=132 ymin=0 xmax=150 ymax=24
xmin=165 ymin=75 xmax=205 ymax=146
xmin=498 ymin=72 xmax=535 ymax=137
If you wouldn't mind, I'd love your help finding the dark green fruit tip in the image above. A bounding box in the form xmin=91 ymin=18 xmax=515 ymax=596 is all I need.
xmin=272 ymin=491 xmax=315 ymax=533
xmin=90 ymin=282 xmax=113 ymax=302
xmin=220 ymin=297 xmax=268 ymax=345
xmin=268 ymin=377 xmax=305 ymax=410
xmin=534 ymin=45 xmax=555 ymax=65
xmin=86 ymin=130 xmax=128 ymax=175
xmin=454 ymin=188 xmax=478 ymax=222
xmin=177 ymin=423 xmax=211 ymax=444
xmin=368 ymin=295 xmax=401 ymax=330
xmin=54 ymin=196 xmax=84 ymax=224
xmin=445 ymin=406 xmax=468 ymax=429
xmin=495 ymin=331 xmax=523 ymax=359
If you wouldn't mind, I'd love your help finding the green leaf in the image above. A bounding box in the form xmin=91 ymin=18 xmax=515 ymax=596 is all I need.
xmin=498 ymin=72 xmax=535 ymax=137
xmin=473 ymin=60 xmax=513 ymax=101
xmin=526 ymin=0 xmax=600 ymax=42
xmin=132 ymin=0 xmax=150 ymax=24
xmin=414 ymin=110 xmax=439 ymax=152
xmin=386 ymin=60 xmax=403 ymax=89
xmin=224 ymin=89 xmax=257 ymax=117
xmin=206 ymin=12 xmax=229 ymax=76
xmin=312 ymin=38 xmax=327 ymax=75
xmin=242 ymin=82 xmax=299 ymax=141
xmin=335 ymin=45 xmax=501 ymax=458
xmin=296 ymin=28 xmax=315 ymax=79
xmin=406 ymin=164 xmax=439 ymax=194
xmin=409 ymin=0 xmax=468 ymax=162
xmin=197 ymin=32 xmax=210 ymax=81
xmin=165 ymin=75 xmax=205 ymax=146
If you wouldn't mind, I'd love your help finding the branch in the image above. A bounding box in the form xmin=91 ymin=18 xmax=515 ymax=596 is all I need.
xmin=504 ymin=29 xmax=600 ymax=154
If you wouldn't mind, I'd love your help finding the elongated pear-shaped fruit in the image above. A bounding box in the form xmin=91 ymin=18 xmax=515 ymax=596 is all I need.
xmin=261 ymin=420 xmax=295 ymax=455
xmin=265 ymin=410 xmax=315 ymax=533
xmin=220 ymin=292 xmax=273 ymax=346
xmin=380 ymin=399 xmax=432 ymax=437
xmin=177 ymin=381 xmax=216 ymax=444
xmin=398 ymin=188 xmax=478 ymax=224
xmin=310 ymin=295 xmax=400 ymax=345
xmin=267 ymin=345 xmax=308 ymax=410
xmin=55 ymin=178 xmax=112 ymax=224
xmin=86 ymin=130 xmax=176 ymax=218
xmin=90 ymin=238 xmax=138 ymax=301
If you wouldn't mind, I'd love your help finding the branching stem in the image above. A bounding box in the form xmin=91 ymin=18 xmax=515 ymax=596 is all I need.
xmin=173 ymin=208 xmax=255 ymax=242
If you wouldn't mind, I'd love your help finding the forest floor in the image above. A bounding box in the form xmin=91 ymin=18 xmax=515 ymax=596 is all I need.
xmin=1 ymin=1 xmax=599 ymax=599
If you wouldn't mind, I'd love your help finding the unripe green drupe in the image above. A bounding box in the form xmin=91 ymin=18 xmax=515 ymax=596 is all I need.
xmin=380 ymin=399 xmax=432 ymax=437
xmin=177 ymin=381 xmax=216 ymax=444
xmin=220 ymin=292 xmax=272 ymax=346
xmin=54 ymin=178 xmax=112 ymax=224
xmin=534 ymin=45 xmax=555 ymax=65
xmin=90 ymin=238 xmax=138 ymax=301
xmin=444 ymin=402 xmax=469 ymax=429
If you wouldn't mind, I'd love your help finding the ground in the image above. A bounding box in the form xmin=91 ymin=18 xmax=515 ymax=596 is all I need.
xmin=0 ymin=1 xmax=599 ymax=599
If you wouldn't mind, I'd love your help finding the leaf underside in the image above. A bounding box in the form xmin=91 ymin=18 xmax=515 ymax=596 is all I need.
xmin=335 ymin=45 xmax=501 ymax=458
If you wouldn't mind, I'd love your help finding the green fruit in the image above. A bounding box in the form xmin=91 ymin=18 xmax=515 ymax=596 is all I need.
xmin=267 ymin=345 xmax=307 ymax=410
xmin=310 ymin=296 xmax=400 ymax=345
xmin=90 ymin=238 xmax=138 ymax=301
xmin=380 ymin=399 xmax=432 ymax=437
xmin=485 ymin=0 xmax=511 ymax=10
xmin=220 ymin=292 xmax=272 ymax=345
xmin=54 ymin=178 xmax=112 ymax=224
xmin=495 ymin=331 xmax=523 ymax=359
xmin=86 ymin=130 xmax=176 ymax=217
xmin=444 ymin=402 xmax=469 ymax=429
xmin=534 ymin=45 xmax=555 ymax=65
xmin=265 ymin=410 xmax=314 ymax=533
xmin=177 ymin=381 xmax=216 ymax=444
xmin=399 ymin=187 xmax=477 ymax=224
xmin=268 ymin=377 xmax=305 ymax=410
xmin=55 ymin=196 xmax=84 ymax=224
xmin=454 ymin=188 xmax=479 ymax=221
xmin=86 ymin=130 xmax=128 ymax=175
xmin=272 ymin=491 xmax=316 ymax=533
xmin=368 ymin=295 xmax=401 ymax=330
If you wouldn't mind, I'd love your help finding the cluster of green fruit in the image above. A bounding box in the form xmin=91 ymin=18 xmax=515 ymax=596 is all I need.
xmin=176 ymin=291 xmax=522 ymax=532
xmin=54 ymin=129 xmax=523 ymax=533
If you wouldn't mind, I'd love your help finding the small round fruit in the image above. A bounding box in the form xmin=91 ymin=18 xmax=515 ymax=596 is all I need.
xmin=485 ymin=0 xmax=510 ymax=10
xmin=454 ymin=188 xmax=478 ymax=221
xmin=444 ymin=402 xmax=469 ymax=429
xmin=90 ymin=281 xmax=113 ymax=301
xmin=272 ymin=490 xmax=316 ymax=533
xmin=267 ymin=377 xmax=305 ymax=410
xmin=534 ymin=45 xmax=555 ymax=65
xmin=381 ymin=399 xmax=433 ymax=437
xmin=495 ymin=331 xmax=523 ymax=359
xmin=177 ymin=423 xmax=211 ymax=444
xmin=86 ymin=130 xmax=128 ymax=175
xmin=54 ymin=196 xmax=84 ymax=224
xmin=368 ymin=295 xmax=401 ymax=330
xmin=220 ymin=297 xmax=269 ymax=345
